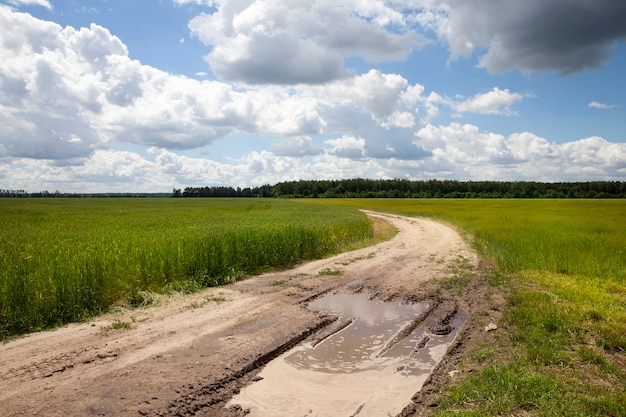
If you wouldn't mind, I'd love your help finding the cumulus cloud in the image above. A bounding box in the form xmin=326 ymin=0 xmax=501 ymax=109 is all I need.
xmin=0 ymin=9 xmax=113 ymax=162
xmin=414 ymin=123 xmax=626 ymax=180
xmin=414 ymin=0 xmax=626 ymax=75
xmin=0 ymin=7 xmax=258 ymax=160
xmin=0 ymin=7 xmax=438 ymax=164
xmin=271 ymin=136 xmax=324 ymax=157
xmin=2 ymin=0 xmax=51 ymax=9
xmin=588 ymin=101 xmax=619 ymax=110
xmin=173 ymin=0 xmax=215 ymax=6
xmin=453 ymin=87 xmax=529 ymax=116
xmin=245 ymin=70 xmax=436 ymax=161
xmin=326 ymin=135 xmax=366 ymax=159
xmin=309 ymin=70 xmax=411 ymax=120
xmin=188 ymin=0 xmax=424 ymax=84
xmin=5 ymin=125 xmax=625 ymax=193
xmin=183 ymin=0 xmax=626 ymax=79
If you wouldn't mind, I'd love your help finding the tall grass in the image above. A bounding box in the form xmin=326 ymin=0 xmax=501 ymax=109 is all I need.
xmin=311 ymin=199 xmax=626 ymax=415
xmin=0 ymin=199 xmax=372 ymax=338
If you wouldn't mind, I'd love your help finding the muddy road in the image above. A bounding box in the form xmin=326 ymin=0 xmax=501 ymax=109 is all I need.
xmin=0 ymin=212 xmax=500 ymax=416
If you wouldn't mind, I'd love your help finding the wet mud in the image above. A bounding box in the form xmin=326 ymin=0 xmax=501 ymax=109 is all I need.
xmin=228 ymin=292 xmax=464 ymax=417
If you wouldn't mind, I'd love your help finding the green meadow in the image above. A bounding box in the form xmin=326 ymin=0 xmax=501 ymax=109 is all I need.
xmin=0 ymin=199 xmax=372 ymax=338
xmin=311 ymin=199 xmax=626 ymax=416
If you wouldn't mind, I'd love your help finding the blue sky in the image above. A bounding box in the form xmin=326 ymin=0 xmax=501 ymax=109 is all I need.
xmin=1 ymin=0 xmax=625 ymax=192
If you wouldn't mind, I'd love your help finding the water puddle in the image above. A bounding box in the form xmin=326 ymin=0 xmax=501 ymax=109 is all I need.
xmin=229 ymin=293 xmax=464 ymax=417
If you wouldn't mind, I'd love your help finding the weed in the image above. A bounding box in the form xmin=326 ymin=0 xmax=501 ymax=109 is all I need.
xmin=101 ymin=319 xmax=132 ymax=333
xmin=165 ymin=279 xmax=203 ymax=295
xmin=438 ymin=255 xmax=476 ymax=293
xmin=473 ymin=347 xmax=494 ymax=364
xmin=127 ymin=290 xmax=160 ymax=308
xmin=318 ymin=268 xmax=343 ymax=276
xmin=189 ymin=294 xmax=226 ymax=309
xmin=578 ymin=346 xmax=608 ymax=367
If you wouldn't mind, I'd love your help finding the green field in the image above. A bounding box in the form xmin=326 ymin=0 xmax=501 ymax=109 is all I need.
xmin=309 ymin=199 xmax=626 ymax=416
xmin=0 ymin=199 xmax=373 ymax=338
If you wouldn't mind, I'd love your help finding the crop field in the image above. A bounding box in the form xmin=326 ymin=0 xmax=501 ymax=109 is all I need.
xmin=0 ymin=198 xmax=372 ymax=339
xmin=311 ymin=198 xmax=626 ymax=416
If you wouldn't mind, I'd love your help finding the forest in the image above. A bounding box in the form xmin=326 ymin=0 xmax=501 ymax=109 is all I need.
xmin=176 ymin=179 xmax=626 ymax=199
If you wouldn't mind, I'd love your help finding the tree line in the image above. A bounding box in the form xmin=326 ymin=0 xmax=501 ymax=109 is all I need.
xmin=3 ymin=180 xmax=624 ymax=199
xmin=176 ymin=180 xmax=626 ymax=199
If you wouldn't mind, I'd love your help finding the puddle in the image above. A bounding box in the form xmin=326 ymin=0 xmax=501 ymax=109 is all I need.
xmin=229 ymin=293 xmax=464 ymax=417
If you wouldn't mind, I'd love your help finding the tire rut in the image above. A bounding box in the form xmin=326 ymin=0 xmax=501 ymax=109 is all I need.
xmin=156 ymin=316 xmax=337 ymax=417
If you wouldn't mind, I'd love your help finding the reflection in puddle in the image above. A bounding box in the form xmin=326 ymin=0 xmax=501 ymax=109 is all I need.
xmin=229 ymin=293 xmax=464 ymax=417
xmin=288 ymin=293 xmax=429 ymax=375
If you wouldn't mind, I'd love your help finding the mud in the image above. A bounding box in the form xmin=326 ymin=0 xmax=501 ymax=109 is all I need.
xmin=229 ymin=293 xmax=465 ymax=416
xmin=0 ymin=211 xmax=502 ymax=417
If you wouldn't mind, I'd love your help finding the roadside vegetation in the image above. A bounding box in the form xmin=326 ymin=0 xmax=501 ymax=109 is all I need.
xmin=0 ymin=199 xmax=372 ymax=339
xmin=313 ymin=199 xmax=626 ymax=416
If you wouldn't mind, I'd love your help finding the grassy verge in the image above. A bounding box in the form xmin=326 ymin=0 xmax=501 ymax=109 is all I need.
xmin=309 ymin=199 xmax=626 ymax=416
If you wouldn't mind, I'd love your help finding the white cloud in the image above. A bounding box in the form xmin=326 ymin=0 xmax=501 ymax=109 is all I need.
xmin=4 ymin=150 xmax=164 ymax=193
xmin=588 ymin=101 xmax=619 ymax=110
xmin=414 ymin=123 xmax=626 ymax=181
xmin=2 ymin=0 xmax=51 ymax=9
xmin=271 ymin=136 xmax=324 ymax=157
xmin=0 ymin=7 xmax=261 ymax=160
xmin=3 ymin=125 xmax=625 ymax=193
xmin=0 ymin=8 xmax=436 ymax=164
xmin=326 ymin=135 xmax=366 ymax=159
xmin=173 ymin=0 xmax=216 ymax=6
xmin=308 ymin=70 xmax=410 ymax=120
xmin=453 ymin=87 xmax=528 ymax=115
xmin=188 ymin=0 xmax=424 ymax=84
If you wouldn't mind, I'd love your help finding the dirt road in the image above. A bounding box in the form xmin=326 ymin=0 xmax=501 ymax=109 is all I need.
xmin=0 ymin=212 xmax=495 ymax=416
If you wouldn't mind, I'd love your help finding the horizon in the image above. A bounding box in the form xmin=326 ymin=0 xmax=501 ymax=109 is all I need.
xmin=2 ymin=178 xmax=624 ymax=197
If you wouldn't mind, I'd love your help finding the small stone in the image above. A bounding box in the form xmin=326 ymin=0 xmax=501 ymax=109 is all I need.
xmin=485 ymin=323 xmax=498 ymax=332
xmin=448 ymin=370 xmax=460 ymax=378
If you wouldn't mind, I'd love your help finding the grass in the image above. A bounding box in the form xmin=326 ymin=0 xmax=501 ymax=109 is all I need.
xmin=439 ymin=254 xmax=477 ymax=294
xmin=309 ymin=199 xmax=626 ymax=416
xmin=318 ymin=268 xmax=343 ymax=276
xmin=101 ymin=319 xmax=133 ymax=334
xmin=0 ymin=198 xmax=373 ymax=339
xmin=189 ymin=294 xmax=227 ymax=309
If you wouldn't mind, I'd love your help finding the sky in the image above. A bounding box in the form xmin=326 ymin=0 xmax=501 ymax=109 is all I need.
xmin=1 ymin=0 xmax=625 ymax=193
